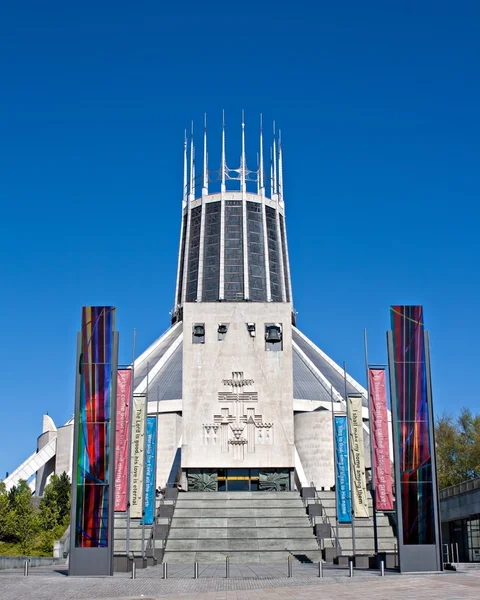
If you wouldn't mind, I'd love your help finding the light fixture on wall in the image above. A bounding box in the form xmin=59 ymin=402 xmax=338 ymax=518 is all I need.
xmin=247 ymin=323 xmax=256 ymax=337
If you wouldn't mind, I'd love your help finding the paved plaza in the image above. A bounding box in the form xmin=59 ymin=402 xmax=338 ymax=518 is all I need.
xmin=0 ymin=564 xmax=479 ymax=600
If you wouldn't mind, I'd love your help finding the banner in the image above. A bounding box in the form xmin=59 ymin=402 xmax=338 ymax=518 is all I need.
xmin=348 ymin=396 xmax=369 ymax=518
xmin=143 ymin=416 xmax=157 ymax=525
xmin=369 ymin=369 xmax=394 ymax=511
xmin=334 ymin=415 xmax=351 ymax=523
xmin=114 ymin=369 xmax=132 ymax=512
xmin=129 ymin=395 xmax=146 ymax=518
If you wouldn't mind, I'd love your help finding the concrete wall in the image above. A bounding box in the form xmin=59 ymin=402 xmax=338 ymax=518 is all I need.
xmin=440 ymin=487 xmax=480 ymax=522
xmin=0 ymin=557 xmax=67 ymax=570
xmin=182 ymin=302 xmax=295 ymax=471
xmin=35 ymin=430 xmax=56 ymax=495
xmin=156 ymin=412 xmax=182 ymax=488
xmin=294 ymin=410 xmax=334 ymax=489
xmin=55 ymin=423 xmax=73 ymax=477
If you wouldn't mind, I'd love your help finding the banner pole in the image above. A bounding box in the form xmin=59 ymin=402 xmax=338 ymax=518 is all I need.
xmin=344 ymin=362 xmax=356 ymax=559
xmin=126 ymin=328 xmax=136 ymax=557
xmin=364 ymin=329 xmax=379 ymax=556
xmin=330 ymin=386 xmax=339 ymax=554
xmin=141 ymin=361 xmax=149 ymax=560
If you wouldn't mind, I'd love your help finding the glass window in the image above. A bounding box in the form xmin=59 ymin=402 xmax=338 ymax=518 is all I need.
xmin=186 ymin=206 xmax=202 ymax=301
xmin=224 ymin=201 xmax=244 ymax=301
xmin=265 ymin=206 xmax=282 ymax=301
xmin=202 ymin=202 xmax=221 ymax=301
xmin=247 ymin=202 xmax=266 ymax=301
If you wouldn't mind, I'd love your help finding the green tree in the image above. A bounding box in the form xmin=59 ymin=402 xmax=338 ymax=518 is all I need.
xmin=7 ymin=480 xmax=39 ymax=555
xmin=436 ymin=407 xmax=480 ymax=488
xmin=37 ymin=473 xmax=71 ymax=554
xmin=39 ymin=472 xmax=71 ymax=531
xmin=0 ymin=482 xmax=14 ymax=541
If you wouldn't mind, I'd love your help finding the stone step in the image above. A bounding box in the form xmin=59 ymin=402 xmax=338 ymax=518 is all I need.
xmin=177 ymin=492 xmax=300 ymax=500
xmin=162 ymin=550 xmax=323 ymax=564
xmin=166 ymin=538 xmax=320 ymax=552
xmin=172 ymin=508 xmax=306 ymax=518
xmin=114 ymin=529 xmax=149 ymax=540
xmin=175 ymin=499 xmax=304 ymax=509
xmin=170 ymin=517 xmax=310 ymax=528
xmin=337 ymin=526 xmax=395 ymax=539
xmin=338 ymin=539 xmax=397 ymax=553
xmin=168 ymin=527 xmax=315 ymax=539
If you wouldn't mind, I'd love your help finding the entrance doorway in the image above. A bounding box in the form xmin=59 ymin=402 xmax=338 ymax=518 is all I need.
xmin=186 ymin=468 xmax=291 ymax=492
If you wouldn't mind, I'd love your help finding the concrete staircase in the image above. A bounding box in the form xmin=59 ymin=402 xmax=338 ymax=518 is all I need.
xmin=163 ymin=491 xmax=322 ymax=564
xmin=113 ymin=513 xmax=150 ymax=557
xmin=311 ymin=491 xmax=397 ymax=556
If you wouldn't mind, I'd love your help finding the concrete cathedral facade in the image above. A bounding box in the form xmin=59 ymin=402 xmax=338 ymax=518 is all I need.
xmin=5 ymin=116 xmax=378 ymax=497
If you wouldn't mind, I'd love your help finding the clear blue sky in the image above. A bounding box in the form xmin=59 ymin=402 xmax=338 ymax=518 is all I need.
xmin=1 ymin=2 xmax=479 ymax=479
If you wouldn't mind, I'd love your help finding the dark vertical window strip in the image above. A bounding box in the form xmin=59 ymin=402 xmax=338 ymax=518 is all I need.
xmin=186 ymin=206 xmax=202 ymax=302
xmin=202 ymin=202 xmax=221 ymax=301
xmin=265 ymin=206 xmax=282 ymax=302
xmin=176 ymin=214 xmax=188 ymax=305
xmin=224 ymin=200 xmax=244 ymax=301
xmin=247 ymin=202 xmax=266 ymax=301
xmin=279 ymin=213 xmax=291 ymax=302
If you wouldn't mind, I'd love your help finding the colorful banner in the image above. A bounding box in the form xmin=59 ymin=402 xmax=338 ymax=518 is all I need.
xmin=334 ymin=415 xmax=352 ymax=523
xmin=348 ymin=396 xmax=369 ymax=518
xmin=75 ymin=306 xmax=115 ymax=548
xmin=114 ymin=369 xmax=132 ymax=512
xmin=369 ymin=369 xmax=394 ymax=511
xmin=143 ymin=416 xmax=157 ymax=525
xmin=390 ymin=305 xmax=435 ymax=545
xmin=129 ymin=395 xmax=146 ymax=518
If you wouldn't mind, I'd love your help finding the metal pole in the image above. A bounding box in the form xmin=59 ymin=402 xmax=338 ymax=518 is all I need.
xmin=226 ymin=555 xmax=230 ymax=578
xmin=152 ymin=389 xmax=160 ymax=559
xmin=380 ymin=560 xmax=385 ymax=577
xmin=162 ymin=562 xmax=168 ymax=579
xmin=364 ymin=329 xmax=379 ymax=556
xmin=23 ymin=560 xmax=28 ymax=576
xmin=287 ymin=555 xmax=292 ymax=577
xmin=330 ymin=386 xmax=339 ymax=554
xmin=194 ymin=561 xmax=199 ymax=579
xmin=126 ymin=328 xmax=136 ymax=557
xmin=318 ymin=560 xmax=323 ymax=578
xmin=456 ymin=543 xmax=460 ymax=565
xmin=141 ymin=362 xmax=149 ymax=560
xmin=349 ymin=559 xmax=354 ymax=577
xmin=344 ymin=362 xmax=356 ymax=559
xmin=451 ymin=543 xmax=455 ymax=566
xmin=131 ymin=560 xmax=136 ymax=579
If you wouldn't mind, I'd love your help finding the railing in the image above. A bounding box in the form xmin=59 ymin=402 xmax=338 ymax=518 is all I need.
xmin=440 ymin=477 xmax=480 ymax=500
xmin=306 ymin=483 xmax=340 ymax=553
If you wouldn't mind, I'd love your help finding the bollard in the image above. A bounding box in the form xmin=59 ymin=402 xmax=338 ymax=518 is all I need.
xmin=318 ymin=560 xmax=323 ymax=578
xmin=24 ymin=560 xmax=29 ymax=577
xmin=194 ymin=562 xmax=199 ymax=579
xmin=287 ymin=555 xmax=293 ymax=578
xmin=226 ymin=555 xmax=230 ymax=579
xmin=380 ymin=560 xmax=385 ymax=577
xmin=349 ymin=560 xmax=354 ymax=577
xmin=131 ymin=560 xmax=136 ymax=580
xmin=455 ymin=543 xmax=460 ymax=565
xmin=162 ymin=562 xmax=168 ymax=579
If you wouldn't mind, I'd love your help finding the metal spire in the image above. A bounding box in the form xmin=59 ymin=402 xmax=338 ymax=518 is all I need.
xmin=203 ymin=113 xmax=208 ymax=195
xmin=241 ymin=110 xmax=246 ymax=193
xmin=221 ymin=110 xmax=226 ymax=193
xmin=259 ymin=114 xmax=264 ymax=195
xmin=272 ymin=121 xmax=278 ymax=197
xmin=278 ymin=129 xmax=284 ymax=202
xmin=270 ymin=146 xmax=274 ymax=196
xmin=189 ymin=121 xmax=195 ymax=201
xmin=183 ymin=129 xmax=188 ymax=205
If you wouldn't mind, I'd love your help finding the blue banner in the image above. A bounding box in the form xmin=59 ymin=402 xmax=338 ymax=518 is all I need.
xmin=143 ymin=416 xmax=157 ymax=525
xmin=334 ymin=415 xmax=352 ymax=523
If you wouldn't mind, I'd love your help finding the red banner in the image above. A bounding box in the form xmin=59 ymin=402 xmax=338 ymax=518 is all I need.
xmin=369 ymin=368 xmax=394 ymax=511
xmin=114 ymin=369 xmax=132 ymax=511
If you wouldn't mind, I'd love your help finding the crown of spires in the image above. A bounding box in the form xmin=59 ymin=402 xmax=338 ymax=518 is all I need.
xmin=183 ymin=112 xmax=283 ymax=202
